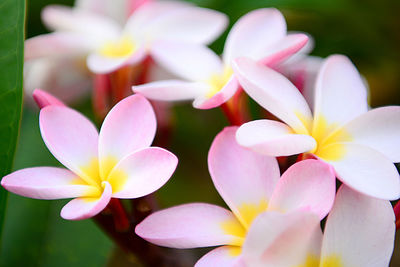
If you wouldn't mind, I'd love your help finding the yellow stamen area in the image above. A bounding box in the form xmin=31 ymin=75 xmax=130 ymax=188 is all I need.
xmin=206 ymin=67 xmax=233 ymax=98
xmin=220 ymin=218 xmax=246 ymax=246
xmin=99 ymin=36 xmax=136 ymax=58
xmin=227 ymin=246 xmax=242 ymax=256
xmin=321 ymin=255 xmax=344 ymax=267
xmin=295 ymin=254 xmax=320 ymax=267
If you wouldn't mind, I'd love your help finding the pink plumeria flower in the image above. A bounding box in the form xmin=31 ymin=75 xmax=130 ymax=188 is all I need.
xmin=135 ymin=127 xmax=335 ymax=266
xmin=1 ymin=94 xmax=178 ymax=220
xmin=243 ymin=185 xmax=395 ymax=267
xmin=233 ymin=55 xmax=400 ymax=200
xmin=133 ymin=8 xmax=308 ymax=109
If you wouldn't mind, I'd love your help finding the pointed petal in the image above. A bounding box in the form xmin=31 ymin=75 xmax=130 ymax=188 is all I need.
xmin=133 ymin=80 xmax=207 ymax=101
xmin=236 ymin=120 xmax=316 ymax=156
xmin=128 ymin=2 xmax=227 ymax=45
xmin=135 ymin=203 xmax=245 ymax=248
xmin=87 ymin=47 xmax=146 ymax=74
xmin=109 ymin=147 xmax=177 ymax=198
xmin=60 ymin=181 xmax=112 ymax=220
xmin=242 ymin=211 xmax=322 ymax=267
xmin=233 ymin=58 xmax=312 ymax=134
xmin=320 ymin=185 xmax=395 ymax=267
xmin=1 ymin=167 xmax=99 ymax=199
xmin=193 ymin=77 xmax=239 ymax=109
xmin=313 ymin=55 xmax=368 ymax=134
xmin=98 ymin=94 xmax=156 ymax=178
xmin=342 ymin=106 xmax=400 ymax=162
xmin=223 ymin=8 xmax=286 ymax=64
xmin=320 ymin=143 xmax=400 ymax=200
xmin=195 ymin=246 xmax=245 ymax=267
xmin=33 ymin=89 xmax=66 ymax=109
xmin=42 ymin=5 xmax=121 ymax=40
xmin=39 ymin=106 xmax=99 ymax=184
xmin=208 ymin=127 xmax=280 ymax=228
xmin=269 ymin=159 xmax=336 ymax=219
xmin=25 ymin=32 xmax=95 ymax=60
xmin=150 ymin=41 xmax=223 ymax=82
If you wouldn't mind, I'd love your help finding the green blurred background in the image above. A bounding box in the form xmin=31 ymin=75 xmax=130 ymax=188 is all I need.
xmin=1 ymin=0 xmax=400 ymax=266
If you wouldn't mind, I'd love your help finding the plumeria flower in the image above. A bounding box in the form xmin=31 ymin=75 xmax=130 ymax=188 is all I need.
xmin=135 ymin=127 xmax=335 ymax=266
xmin=233 ymin=55 xmax=400 ymax=200
xmin=133 ymin=8 xmax=308 ymax=109
xmin=1 ymin=94 xmax=178 ymax=220
xmin=242 ymin=185 xmax=395 ymax=267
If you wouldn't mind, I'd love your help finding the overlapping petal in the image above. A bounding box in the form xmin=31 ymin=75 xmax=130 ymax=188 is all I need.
xmin=33 ymin=89 xmax=66 ymax=109
xmin=195 ymin=246 xmax=244 ymax=267
xmin=98 ymin=94 xmax=156 ymax=177
xmin=208 ymin=127 xmax=280 ymax=228
xmin=135 ymin=203 xmax=245 ymax=248
xmin=109 ymin=147 xmax=177 ymax=198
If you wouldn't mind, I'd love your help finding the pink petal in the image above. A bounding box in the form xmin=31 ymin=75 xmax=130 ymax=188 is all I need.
xmin=242 ymin=211 xmax=322 ymax=267
xmin=195 ymin=246 xmax=245 ymax=267
xmin=133 ymin=80 xmax=208 ymax=101
xmin=87 ymin=47 xmax=146 ymax=74
xmin=236 ymin=120 xmax=316 ymax=156
xmin=33 ymin=89 xmax=66 ymax=109
xmin=193 ymin=77 xmax=239 ymax=110
xmin=25 ymin=32 xmax=95 ymax=60
xmin=1 ymin=167 xmax=99 ymax=199
xmin=60 ymin=181 xmax=112 ymax=220
xmin=150 ymin=41 xmax=223 ymax=82
xmin=313 ymin=55 xmax=368 ymax=133
xmin=109 ymin=147 xmax=177 ymax=198
xmin=342 ymin=106 xmax=400 ymax=162
xmin=268 ymin=159 xmax=336 ymax=219
xmin=320 ymin=185 xmax=395 ymax=267
xmin=320 ymin=143 xmax=400 ymax=200
xmin=135 ymin=203 xmax=245 ymax=248
xmin=232 ymin=57 xmax=312 ymax=134
xmin=39 ymin=106 xmax=99 ymax=185
xmin=98 ymin=94 xmax=156 ymax=178
xmin=223 ymin=8 xmax=286 ymax=65
xmin=208 ymin=127 xmax=280 ymax=228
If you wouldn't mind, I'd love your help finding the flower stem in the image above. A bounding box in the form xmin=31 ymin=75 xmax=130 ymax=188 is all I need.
xmin=220 ymin=88 xmax=249 ymax=126
xmin=394 ymin=201 xmax=400 ymax=230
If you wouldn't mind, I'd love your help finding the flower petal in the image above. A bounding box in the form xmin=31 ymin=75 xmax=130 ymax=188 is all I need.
xmin=268 ymin=159 xmax=336 ymax=219
xmin=135 ymin=203 xmax=245 ymax=248
xmin=150 ymin=41 xmax=223 ymax=82
xmin=195 ymin=246 xmax=245 ymax=267
xmin=242 ymin=211 xmax=322 ymax=267
xmin=208 ymin=127 xmax=280 ymax=228
xmin=236 ymin=120 xmax=316 ymax=156
xmin=39 ymin=106 xmax=99 ymax=185
xmin=233 ymin=58 xmax=312 ymax=134
xmin=313 ymin=55 xmax=368 ymax=134
xmin=98 ymin=94 xmax=156 ymax=178
xmin=342 ymin=106 xmax=400 ymax=162
xmin=193 ymin=77 xmax=239 ymax=109
xmin=109 ymin=147 xmax=177 ymax=198
xmin=320 ymin=185 xmax=395 ymax=267
xmin=1 ymin=167 xmax=99 ymax=199
xmin=133 ymin=80 xmax=208 ymax=101
xmin=223 ymin=8 xmax=286 ymax=65
xmin=320 ymin=143 xmax=400 ymax=200
xmin=128 ymin=1 xmax=227 ymax=45
xmin=87 ymin=47 xmax=146 ymax=74
xmin=60 ymin=181 xmax=112 ymax=220
xmin=42 ymin=5 xmax=121 ymax=40
xmin=33 ymin=89 xmax=66 ymax=109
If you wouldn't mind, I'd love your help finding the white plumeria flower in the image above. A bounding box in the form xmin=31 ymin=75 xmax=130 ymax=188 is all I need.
xmin=243 ymin=185 xmax=395 ymax=267
xmin=135 ymin=127 xmax=336 ymax=266
xmin=1 ymin=94 xmax=178 ymax=220
xmin=233 ymin=55 xmax=400 ymax=200
xmin=133 ymin=8 xmax=309 ymax=109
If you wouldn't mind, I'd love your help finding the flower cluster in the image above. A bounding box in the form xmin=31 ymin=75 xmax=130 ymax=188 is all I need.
xmin=2 ymin=0 xmax=399 ymax=266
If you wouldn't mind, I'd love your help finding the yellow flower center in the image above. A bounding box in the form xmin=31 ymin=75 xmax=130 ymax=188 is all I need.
xmin=206 ymin=67 xmax=233 ymax=98
xmin=99 ymin=36 xmax=136 ymax=58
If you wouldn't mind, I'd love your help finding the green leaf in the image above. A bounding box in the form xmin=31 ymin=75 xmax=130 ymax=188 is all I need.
xmin=0 ymin=0 xmax=25 ymax=247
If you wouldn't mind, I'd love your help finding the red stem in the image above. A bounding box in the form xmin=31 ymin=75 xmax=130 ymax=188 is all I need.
xmin=394 ymin=201 xmax=400 ymax=230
